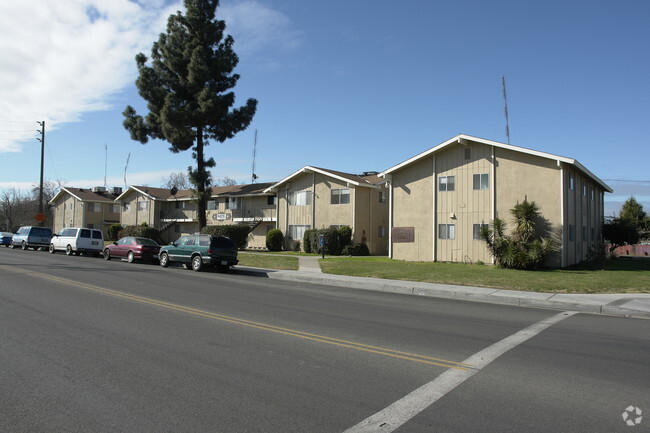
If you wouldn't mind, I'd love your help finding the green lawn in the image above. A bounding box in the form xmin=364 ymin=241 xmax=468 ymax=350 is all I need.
xmin=319 ymin=256 xmax=650 ymax=294
xmin=237 ymin=252 xmax=299 ymax=270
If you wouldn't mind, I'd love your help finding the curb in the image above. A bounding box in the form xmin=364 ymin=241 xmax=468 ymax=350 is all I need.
xmin=235 ymin=266 xmax=650 ymax=319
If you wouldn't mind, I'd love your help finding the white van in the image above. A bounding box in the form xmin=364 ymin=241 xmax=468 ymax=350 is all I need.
xmin=49 ymin=227 xmax=104 ymax=256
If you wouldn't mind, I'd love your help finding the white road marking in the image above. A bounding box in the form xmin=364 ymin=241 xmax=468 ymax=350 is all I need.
xmin=344 ymin=311 xmax=578 ymax=433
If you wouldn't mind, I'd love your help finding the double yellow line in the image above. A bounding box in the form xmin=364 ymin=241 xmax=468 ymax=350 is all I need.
xmin=1 ymin=265 xmax=473 ymax=370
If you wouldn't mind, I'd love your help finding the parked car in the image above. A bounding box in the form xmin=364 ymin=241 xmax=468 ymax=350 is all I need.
xmin=159 ymin=233 xmax=238 ymax=272
xmin=103 ymin=237 xmax=161 ymax=263
xmin=11 ymin=226 xmax=53 ymax=250
xmin=1 ymin=232 xmax=14 ymax=247
xmin=49 ymin=227 xmax=104 ymax=256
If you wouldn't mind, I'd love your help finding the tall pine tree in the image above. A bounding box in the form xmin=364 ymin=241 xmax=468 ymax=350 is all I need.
xmin=123 ymin=0 xmax=257 ymax=229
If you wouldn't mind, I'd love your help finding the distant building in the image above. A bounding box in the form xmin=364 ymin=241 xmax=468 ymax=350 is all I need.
xmin=49 ymin=186 xmax=123 ymax=235
xmin=264 ymin=166 xmax=389 ymax=255
xmin=380 ymin=134 xmax=612 ymax=267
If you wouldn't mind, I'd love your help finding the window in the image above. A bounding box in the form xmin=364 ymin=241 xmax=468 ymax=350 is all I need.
xmin=227 ymin=197 xmax=241 ymax=210
xmin=438 ymin=224 xmax=455 ymax=240
xmin=569 ymin=174 xmax=575 ymax=190
xmin=288 ymin=190 xmax=312 ymax=206
xmin=438 ymin=176 xmax=455 ymax=192
xmin=207 ymin=200 xmax=217 ymax=210
xmin=267 ymin=195 xmax=276 ymax=206
xmin=568 ymin=225 xmax=575 ymax=241
xmin=89 ymin=203 xmax=101 ymax=212
xmin=591 ymin=189 xmax=595 ymax=201
xmin=331 ymin=188 xmax=350 ymax=204
xmin=591 ymin=227 xmax=596 ymax=241
xmin=80 ymin=229 xmax=91 ymax=238
xmin=378 ymin=190 xmax=386 ymax=203
xmin=123 ymin=203 xmax=130 ymax=212
xmin=111 ymin=204 xmax=120 ymax=214
xmin=464 ymin=148 xmax=471 ymax=160
xmin=582 ymin=226 xmax=588 ymax=241
xmin=137 ymin=201 xmax=149 ymax=211
xmin=378 ymin=226 xmax=386 ymax=238
xmin=288 ymin=225 xmax=310 ymax=241
xmin=473 ymin=224 xmax=489 ymax=240
xmin=175 ymin=201 xmax=187 ymax=209
xmin=582 ymin=183 xmax=587 ymax=197
xmin=473 ymin=173 xmax=489 ymax=190
xmin=92 ymin=230 xmax=102 ymax=239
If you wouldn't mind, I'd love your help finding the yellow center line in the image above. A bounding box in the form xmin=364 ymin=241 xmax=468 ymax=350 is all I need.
xmin=1 ymin=265 xmax=474 ymax=370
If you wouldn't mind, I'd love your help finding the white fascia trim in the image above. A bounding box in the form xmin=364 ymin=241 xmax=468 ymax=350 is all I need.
xmin=49 ymin=188 xmax=81 ymax=204
xmin=263 ymin=166 xmax=375 ymax=193
xmin=380 ymin=133 xmax=612 ymax=192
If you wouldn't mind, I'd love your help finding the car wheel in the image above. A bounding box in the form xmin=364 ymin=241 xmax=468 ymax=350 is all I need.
xmin=127 ymin=251 xmax=135 ymax=263
xmin=49 ymin=244 xmax=55 ymax=254
xmin=103 ymin=249 xmax=111 ymax=260
xmin=191 ymin=255 xmax=203 ymax=272
xmin=159 ymin=252 xmax=169 ymax=267
xmin=22 ymin=241 xmax=27 ymax=250
xmin=66 ymin=245 xmax=73 ymax=256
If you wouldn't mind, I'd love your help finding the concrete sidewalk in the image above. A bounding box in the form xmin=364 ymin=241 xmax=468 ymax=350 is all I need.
xmin=237 ymin=255 xmax=650 ymax=319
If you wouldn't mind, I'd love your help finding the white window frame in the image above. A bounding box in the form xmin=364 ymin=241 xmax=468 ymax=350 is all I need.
xmin=331 ymin=188 xmax=350 ymax=205
xmin=438 ymin=176 xmax=455 ymax=192
xmin=289 ymin=190 xmax=312 ymax=206
xmin=473 ymin=223 xmax=488 ymax=240
xmin=438 ymin=224 xmax=455 ymax=240
xmin=288 ymin=224 xmax=310 ymax=241
xmin=137 ymin=201 xmax=149 ymax=211
xmin=473 ymin=173 xmax=489 ymax=190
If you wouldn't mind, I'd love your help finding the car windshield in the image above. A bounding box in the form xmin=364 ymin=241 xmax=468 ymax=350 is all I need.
xmin=136 ymin=238 xmax=159 ymax=246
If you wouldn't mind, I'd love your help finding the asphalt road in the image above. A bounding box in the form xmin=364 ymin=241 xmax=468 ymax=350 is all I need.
xmin=0 ymin=247 xmax=648 ymax=432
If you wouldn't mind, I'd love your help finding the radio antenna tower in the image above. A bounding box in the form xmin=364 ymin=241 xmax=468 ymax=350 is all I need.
xmin=251 ymin=129 xmax=258 ymax=183
xmin=502 ymin=75 xmax=511 ymax=144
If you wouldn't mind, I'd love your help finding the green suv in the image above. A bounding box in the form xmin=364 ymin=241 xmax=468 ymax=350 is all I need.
xmin=159 ymin=234 xmax=238 ymax=272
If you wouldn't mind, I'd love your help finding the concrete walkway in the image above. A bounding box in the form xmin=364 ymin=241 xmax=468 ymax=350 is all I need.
xmin=298 ymin=255 xmax=323 ymax=273
xmin=236 ymin=255 xmax=650 ymax=319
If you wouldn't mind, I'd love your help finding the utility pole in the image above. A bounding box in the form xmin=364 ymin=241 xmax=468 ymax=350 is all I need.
xmin=36 ymin=121 xmax=45 ymax=226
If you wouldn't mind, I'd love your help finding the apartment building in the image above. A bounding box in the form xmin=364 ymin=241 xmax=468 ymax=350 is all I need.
xmin=380 ymin=134 xmax=612 ymax=267
xmin=264 ymin=166 xmax=389 ymax=255
xmin=49 ymin=186 xmax=123 ymax=235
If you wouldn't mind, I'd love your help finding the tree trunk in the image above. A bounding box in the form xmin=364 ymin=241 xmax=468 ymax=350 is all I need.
xmin=196 ymin=128 xmax=207 ymax=230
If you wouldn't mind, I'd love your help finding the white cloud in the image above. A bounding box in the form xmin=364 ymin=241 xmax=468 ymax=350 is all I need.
xmin=220 ymin=1 xmax=301 ymax=54
xmin=0 ymin=0 xmax=182 ymax=152
xmin=0 ymin=0 xmax=298 ymax=153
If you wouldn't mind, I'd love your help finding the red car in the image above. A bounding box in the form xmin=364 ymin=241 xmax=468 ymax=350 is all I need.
xmin=103 ymin=237 xmax=161 ymax=263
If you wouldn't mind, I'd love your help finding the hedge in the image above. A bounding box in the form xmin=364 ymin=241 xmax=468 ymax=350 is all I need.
xmin=201 ymin=224 xmax=250 ymax=250
xmin=117 ymin=225 xmax=162 ymax=244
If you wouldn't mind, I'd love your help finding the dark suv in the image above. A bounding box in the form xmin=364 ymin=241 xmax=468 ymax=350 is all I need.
xmin=159 ymin=234 xmax=238 ymax=272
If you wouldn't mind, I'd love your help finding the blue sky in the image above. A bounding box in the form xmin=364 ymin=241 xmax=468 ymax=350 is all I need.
xmin=1 ymin=0 xmax=648 ymax=216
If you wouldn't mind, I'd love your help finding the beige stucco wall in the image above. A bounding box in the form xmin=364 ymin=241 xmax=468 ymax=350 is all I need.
xmin=390 ymin=155 xmax=434 ymax=261
xmin=563 ymin=165 xmax=604 ymax=266
xmin=494 ymin=147 xmax=562 ymax=266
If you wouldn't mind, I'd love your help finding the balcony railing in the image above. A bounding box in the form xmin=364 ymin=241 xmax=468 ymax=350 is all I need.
xmin=160 ymin=209 xmax=198 ymax=221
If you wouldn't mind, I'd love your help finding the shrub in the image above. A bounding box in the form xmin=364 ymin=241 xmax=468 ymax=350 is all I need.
xmin=266 ymin=229 xmax=284 ymax=251
xmin=291 ymin=240 xmax=301 ymax=252
xmin=201 ymin=224 xmax=250 ymax=250
xmin=118 ymin=225 xmax=162 ymax=244
xmin=319 ymin=227 xmax=341 ymax=255
xmin=338 ymin=225 xmax=352 ymax=248
xmin=107 ymin=223 xmax=123 ymax=241
xmin=303 ymin=229 xmax=317 ymax=253
xmin=342 ymin=243 xmax=369 ymax=256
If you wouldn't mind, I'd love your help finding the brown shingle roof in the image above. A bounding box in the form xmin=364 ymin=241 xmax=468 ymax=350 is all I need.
xmin=62 ymin=187 xmax=120 ymax=202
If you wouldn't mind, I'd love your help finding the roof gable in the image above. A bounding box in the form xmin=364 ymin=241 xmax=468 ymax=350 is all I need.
xmin=380 ymin=134 xmax=612 ymax=193
xmin=264 ymin=166 xmax=382 ymax=192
